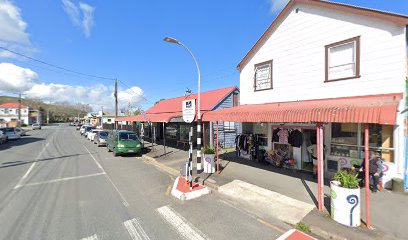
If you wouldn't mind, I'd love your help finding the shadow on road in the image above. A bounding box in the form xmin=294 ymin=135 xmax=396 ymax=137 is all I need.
xmin=0 ymin=153 xmax=95 ymax=169
xmin=0 ymin=136 xmax=45 ymax=151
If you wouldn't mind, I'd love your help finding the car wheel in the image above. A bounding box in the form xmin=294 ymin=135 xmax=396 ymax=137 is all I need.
xmin=113 ymin=149 xmax=120 ymax=157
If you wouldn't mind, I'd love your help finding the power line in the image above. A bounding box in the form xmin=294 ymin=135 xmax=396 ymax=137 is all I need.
xmin=0 ymin=46 xmax=115 ymax=80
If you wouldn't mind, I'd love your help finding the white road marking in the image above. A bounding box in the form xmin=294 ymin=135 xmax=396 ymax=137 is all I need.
xmin=16 ymin=172 xmax=106 ymax=188
xmin=81 ymin=234 xmax=99 ymax=240
xmin=14 ymin=135 xmax=54 ymax=189
xmin=156 ymin=205 xmax=209 ymax=240
xmin=82 ymin=144 xmax=129 ymax=207
xmin=83 ymin=145 xmax=104 ymax=170
xmin=124 ymin=218 xmax=151 ymax=240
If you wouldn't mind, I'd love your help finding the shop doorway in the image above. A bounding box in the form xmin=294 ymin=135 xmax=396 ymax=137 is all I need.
xmin=301 ymin=129 xmax=316 ymax=172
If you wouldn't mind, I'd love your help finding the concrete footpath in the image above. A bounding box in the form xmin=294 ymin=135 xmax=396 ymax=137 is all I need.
xmin=142 ymin=141 xmax=406 ymax=240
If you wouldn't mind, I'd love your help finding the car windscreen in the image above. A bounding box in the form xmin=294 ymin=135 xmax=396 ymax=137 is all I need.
xmin=1 ymin=128 xmax=14 ymax=133
xmin=99 ymin=132 xmax=108 ymax=138
xmin=119 ymin=132 xmax=138 ymax=141
xmin=85 ymin=127 xmax=95 ymax=131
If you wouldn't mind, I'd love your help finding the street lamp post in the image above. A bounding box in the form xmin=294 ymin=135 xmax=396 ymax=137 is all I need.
xmin=164 ymin=37 xmax=203 ymax=173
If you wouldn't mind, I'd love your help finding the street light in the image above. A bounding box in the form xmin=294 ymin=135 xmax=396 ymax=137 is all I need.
xmin=164 ymin=37 xmax=203 ymax=173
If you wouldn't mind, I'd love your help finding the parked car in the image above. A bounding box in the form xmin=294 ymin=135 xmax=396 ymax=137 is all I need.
xmin=87 ymin=129 xmax=101 ymax=141
xmin=84 ymin=126 xmax=96 ymax=138
xmin=106 ymin=130 xmax=142 ymax=156
xmin=0 ymin=130 xmax=8 ymax=144
xmin=15 ymin=128 xmax=27 ymax=136
xmin=32 ymin=123 xmax=41 ymax=130
xmin=0 ymin=127 xmax=20 ymax=140
xmin=76 ymin=123 xmax=83 ymax=130
xmin=94 ymin=130 xmax=109 ymax=147
xmin=79 ymin=125 xmax=88 ymax=135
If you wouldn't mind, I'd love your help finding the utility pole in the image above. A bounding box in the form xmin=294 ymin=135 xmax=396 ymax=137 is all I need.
xmin=114 ymin=79 xmax=118 ymax=130
xmin=18 ymin=93 xmax=22 ymax=127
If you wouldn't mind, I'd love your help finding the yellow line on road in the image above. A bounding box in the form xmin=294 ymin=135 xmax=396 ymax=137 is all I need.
xmin=257 ymin=218 xmax=286 ymax=233
xmin=165 ymin=184 xmax=172 ymax=196
xmin=169 ymin=175 xmax=175 ymax=181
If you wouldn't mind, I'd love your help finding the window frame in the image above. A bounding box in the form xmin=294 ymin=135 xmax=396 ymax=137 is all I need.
xmin=254 ymin=60 xmax=273 ymax=91
xmin=325 ymin=36 xmax=360 ymax=82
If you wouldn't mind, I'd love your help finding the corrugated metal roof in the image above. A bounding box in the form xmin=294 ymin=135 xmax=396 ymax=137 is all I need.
xmin=147 ymin=86 xmax=237 ymax=114
xmin=202 ymin=93 xmax=402 ymax=125
xmin=116 ymin=86 xmax=237 ymax=123
xmin=0 ymin=102 xmax=28 ymax=108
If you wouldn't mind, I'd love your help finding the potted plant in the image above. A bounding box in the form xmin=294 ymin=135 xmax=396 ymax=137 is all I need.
xmin=203 ymin=147 xmax=216 ymax=173
xmin=330 ymin=170 xmax=361 ymax=227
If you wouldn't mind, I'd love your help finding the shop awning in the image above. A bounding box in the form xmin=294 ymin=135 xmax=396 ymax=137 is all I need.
xmin=202 ymin=93 xmax=402 ymax=125
xmin=116 ymin=112 xmax=182 ymax=123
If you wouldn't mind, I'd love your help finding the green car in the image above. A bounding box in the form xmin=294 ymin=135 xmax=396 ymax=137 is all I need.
xmin=106 ymin=130 xmax=142 ymax=156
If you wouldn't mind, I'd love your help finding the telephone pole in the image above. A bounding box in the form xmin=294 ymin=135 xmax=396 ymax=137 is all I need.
xmin=114 ymin=79 xmax=118 ymax=130
xmin=18 ymin=93 xmax=22 ymax=127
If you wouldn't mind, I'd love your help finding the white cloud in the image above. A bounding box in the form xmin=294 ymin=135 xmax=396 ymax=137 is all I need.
xmin=62 ymin=0 xmax=95 ymax=38
xmin=0 ymin=63 xmax=145 ymax=111
xmin=0 ymin=0 xmax=33 ymax=58
xmin=268 ymin=0 xmax=290 ymax=14
xmin=0 ymin=62 xmax=39 ymax=93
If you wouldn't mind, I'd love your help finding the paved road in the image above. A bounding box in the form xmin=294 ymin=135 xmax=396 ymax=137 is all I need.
xmin=0 ymin=124 xmax=291 ymax=240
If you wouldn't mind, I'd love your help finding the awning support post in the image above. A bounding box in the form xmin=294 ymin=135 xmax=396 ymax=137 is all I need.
xmin=317 ymin=123 xmax=324 ymax=211
xmin=163 ymin=122 xmax=166 ymax=154
xmin=216 ymin=121 xmax=220 ymax=175
xmin=364 ymin=124 xmax=371 ymax=228
xmin=203 ymin=122 xmax=206 ymax=149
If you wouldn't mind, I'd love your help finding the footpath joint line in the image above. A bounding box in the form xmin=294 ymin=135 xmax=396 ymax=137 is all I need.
xmin=80 ymin=234 xmax=99 ymax=240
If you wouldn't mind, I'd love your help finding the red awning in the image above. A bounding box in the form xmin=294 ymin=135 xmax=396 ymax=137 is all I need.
xmin=116 ymin=112 xmax=182 ymax=123
xmin=202 ymin=93 xmax=402 ymax=125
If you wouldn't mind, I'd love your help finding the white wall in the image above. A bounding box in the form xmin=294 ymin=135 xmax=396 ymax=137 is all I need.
xmin=240 ymin=3 xmax=407 ymax=105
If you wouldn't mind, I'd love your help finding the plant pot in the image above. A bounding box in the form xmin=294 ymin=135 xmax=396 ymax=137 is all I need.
xmin=330 ymin=181 xmax=361 ymax=227
xmin=203 ymin=154 xmax=216 ymax=173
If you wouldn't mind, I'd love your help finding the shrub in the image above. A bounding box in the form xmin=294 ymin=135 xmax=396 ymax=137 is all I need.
xmin=203 ymin=147 xmax=215 ymax=154
xmin=296 ymin=222 xmax=311 ymax=233
xmin=333 ymin=170 xmax=360 ymax=189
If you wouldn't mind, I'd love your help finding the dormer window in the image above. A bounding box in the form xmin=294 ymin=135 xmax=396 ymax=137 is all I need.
xmin=325 ymin=36 xmax=360 ymax=82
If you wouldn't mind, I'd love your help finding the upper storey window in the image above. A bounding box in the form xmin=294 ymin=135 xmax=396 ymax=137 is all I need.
xmin=254 ymin=60 xmax=273 ymax=91
xmin=325 ymin=36 xmax=360 ymax=82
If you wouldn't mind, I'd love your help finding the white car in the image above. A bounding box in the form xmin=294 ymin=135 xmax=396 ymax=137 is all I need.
xmin=87 ymin=129 xmax=101 ymax=141
xmin=79 ymin=125 xmax=88 ymax=135
xmin=15 ymin=128 xmax=27 ymax=136
xmin=0 ymin=127 xmax=20 ymax=140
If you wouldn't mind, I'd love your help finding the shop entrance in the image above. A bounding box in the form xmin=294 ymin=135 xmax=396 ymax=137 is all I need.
xmin=301 ymin=129 xmax=316 ymax=172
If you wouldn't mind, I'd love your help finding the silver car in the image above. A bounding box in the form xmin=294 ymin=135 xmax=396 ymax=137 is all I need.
xmin=0 ymin=130 xmax=7 ymax=144
xmin=15 ymin=128 xmax=27 ymax=136
xmin=0 ymin=127 xmax=20 ymax=140
xmin=32 ymin=123 xmax=41 ymax=130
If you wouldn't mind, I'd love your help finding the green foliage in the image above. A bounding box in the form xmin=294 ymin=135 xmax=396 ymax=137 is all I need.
xmin=296 ymin=222 xmax=311 ymax=233
xmin=21 ymin=124 xmax=28 ymax=127
xmin=203 ymin=147 xmax=215 ymax=154
xmin=333 ymin=170 xmax=360 ymax=189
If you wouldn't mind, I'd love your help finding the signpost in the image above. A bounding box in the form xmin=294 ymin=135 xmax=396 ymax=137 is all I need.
xmin=183 ymin=100 xmax=196 ymax=189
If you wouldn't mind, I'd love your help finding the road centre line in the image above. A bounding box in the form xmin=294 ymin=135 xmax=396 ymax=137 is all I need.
xmin=82 ymin=144 xmax=129 ymax=207
xmin=124 ymin=218 xmax=151 ymax=240
xmin=15 ymin=172 xmax=106 ymax=188
xmin=14 ymin=133 xmax=55 ymax=189
xmin=156 ymin=205 xmax=209 ymax=240
xmin=80 ymin=234 xmax=99 ymax=240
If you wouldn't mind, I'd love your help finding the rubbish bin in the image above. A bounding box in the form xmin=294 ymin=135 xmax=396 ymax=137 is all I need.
xmin=203 ymin=154 xmax=215 ymax=173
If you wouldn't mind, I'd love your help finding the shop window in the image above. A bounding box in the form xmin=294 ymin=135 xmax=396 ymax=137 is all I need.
xmin=362 ymin=124 xmax=394 ymax=162
xmin=223 ymin=121 xmax=235 ymax=132
xmin=179 ymin=125 xmax=190 ymax=141
xmin=166 ymin=124 xmax=178 ymax=140
xmin=254 ymin=60 xmax=272 ymax=91
xmin=331 ymin=123 xmax=358 ymax=145
xmin=325 ymin=36 xmax=360 ymax=82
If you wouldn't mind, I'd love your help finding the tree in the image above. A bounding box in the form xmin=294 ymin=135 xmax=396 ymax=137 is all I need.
xmin=154 ymin=98 xmax=165 ymax=105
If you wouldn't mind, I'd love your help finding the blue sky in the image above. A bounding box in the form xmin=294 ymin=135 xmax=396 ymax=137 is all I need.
xmin=0 ymin=0 xmax=407 ymax=111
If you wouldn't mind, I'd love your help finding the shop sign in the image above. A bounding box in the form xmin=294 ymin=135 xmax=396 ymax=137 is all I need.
xmin=254 ymin=61 xmax=272 ymax=90
xmin=182 ymin=100 xmax=195 ymax=123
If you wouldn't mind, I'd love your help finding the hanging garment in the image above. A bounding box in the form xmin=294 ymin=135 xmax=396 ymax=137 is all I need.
xmin=277 ymin=129 xmax=289 ymax=144
xmin=288 ymin=129 xmax=303 ymax=147
xmin=272 ymin=128 xmax=280 ymax=142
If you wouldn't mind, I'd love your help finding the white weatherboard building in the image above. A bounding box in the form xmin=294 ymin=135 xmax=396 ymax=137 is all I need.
xmin=204 ymin=0 xmax=408 ymax=187
xmin=0 ymin=103 xmax=31 ymax=125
